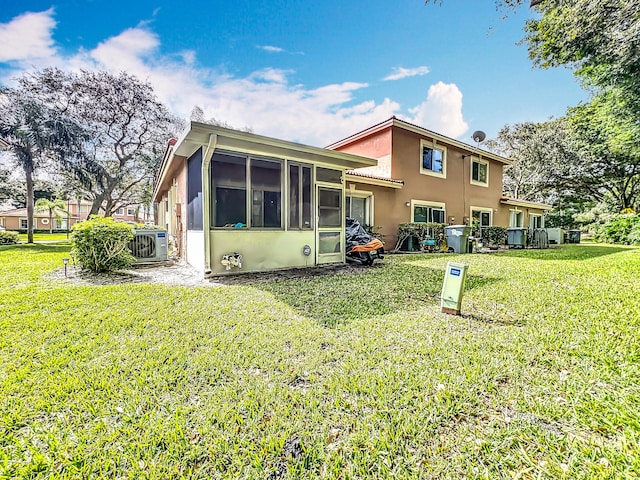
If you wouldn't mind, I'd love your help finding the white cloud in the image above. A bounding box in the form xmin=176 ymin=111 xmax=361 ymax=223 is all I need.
xmin=406 ymin=81 xmax=468 ymax=138
xmin=0 ymin=12 xmax=468 ymax=145
xmin=258 ymin=45 xmax=285 ymax=53
xmin=383 ymin=66 xmax=430 ymax=81
xmin=0 ymin=9 xmax=57 ymax=63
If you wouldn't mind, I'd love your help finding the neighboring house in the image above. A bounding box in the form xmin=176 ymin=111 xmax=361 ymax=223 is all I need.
xmin=152 ymin=122 xmax=377 ymax=275
xmin=0 ymin=199 xmax=150 ymax=231
xmin=327 ymin=117 xmax=551 ymax=246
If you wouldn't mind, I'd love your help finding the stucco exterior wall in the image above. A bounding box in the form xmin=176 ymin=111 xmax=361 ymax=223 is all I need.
xmin=390 ymin=126 xmax=505 ymax=225
xmin=335 ymin=129 xmax=392 ymax=178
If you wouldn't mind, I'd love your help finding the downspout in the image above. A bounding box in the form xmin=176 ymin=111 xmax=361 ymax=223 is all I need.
xmin=202 ymin=134 xmax=217 ymax=276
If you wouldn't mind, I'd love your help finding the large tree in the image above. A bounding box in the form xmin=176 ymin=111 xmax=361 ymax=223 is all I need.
xmin=0 ymin=88 xmax=81 ymax=242
xmin=564 ymin=92 xmax=640 ymax=210
xmin=524 ymin=1 xmax=640 ymax=103
xmin=486 ymin=119 xmax=579 ymax=203
xmin=20 ymin=69 xmax=182 ymax=217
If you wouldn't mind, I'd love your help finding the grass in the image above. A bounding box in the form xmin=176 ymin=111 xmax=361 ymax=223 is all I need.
xmin=17 ymin=233 xmax=71 ymax=242
xmin=1 ymin=243 xmax=639 ymax=478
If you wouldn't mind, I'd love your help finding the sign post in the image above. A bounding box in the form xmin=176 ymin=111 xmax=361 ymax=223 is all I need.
xmin=440 ymin=262 xmax=469 ymax=315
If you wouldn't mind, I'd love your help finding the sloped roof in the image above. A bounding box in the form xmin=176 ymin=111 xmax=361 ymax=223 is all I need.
xmin=327 ymin=116 xmax=512 ymax=165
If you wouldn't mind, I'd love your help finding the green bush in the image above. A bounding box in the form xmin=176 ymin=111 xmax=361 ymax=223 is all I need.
xmin=396 ymin=222 xmax=445 ymax=251
xmin=594 ymin=214 xmax=640 ymax=245
xmin=71 ymin=217 xmax=136 ymax=272
xmin=0 ymin=230 xmax=20 ymax=245
xmin=482 ymin=226 xmax=507 ymax=246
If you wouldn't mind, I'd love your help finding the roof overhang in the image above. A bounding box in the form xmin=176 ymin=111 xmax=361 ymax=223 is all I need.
xmin=500 ymin=197 xmax=553 ymax=210
xmin=154 ymin=122 xmax=378 ymax=202
xmin=345 ymin=172 xmax=404 ymax=189
xmin=327 ymin=117 xmax=512 ymax=166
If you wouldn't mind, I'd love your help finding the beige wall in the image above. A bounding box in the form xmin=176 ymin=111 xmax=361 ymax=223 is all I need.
xmin=155 ymin=154 xmax=188 ymax=257
xmin=343 ymin=125 xmax=509 ymax=247
xmin=390 ymin=126 xmax=505 ymax=225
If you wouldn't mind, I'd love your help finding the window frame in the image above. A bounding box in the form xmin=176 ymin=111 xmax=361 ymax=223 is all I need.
xmin=470 ymin=157 xmax=489 ymax=187
xmin=20 ymin=218 xmax=28 ymax=229
xmin=509 ymin=209 xmax=524 ymax=228
xmin=210 ymin=151 xmax=284 ymax=230
xmin=346 ymin=189 xmax=374 ymax=227
xmin=287 ymin=162 xmax=314 ymax=230
xmin=419 ymin=139 xmax=447 ymax=179
xmin=530 ymin=213 xmax=544 ymax=229
xmin=127 ymin=208 xmax=135 ymax=216
xmin=410 ymin=199 xmax=446 ymax=224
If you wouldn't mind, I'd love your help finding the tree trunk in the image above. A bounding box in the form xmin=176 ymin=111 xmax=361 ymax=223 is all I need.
xmin=25 ymin=162 xmax=34 ymax=244
xmin=49 ymin=211 xmax=53 ymax=234
xmin=89 ymin=195 xmax=103 ymax=216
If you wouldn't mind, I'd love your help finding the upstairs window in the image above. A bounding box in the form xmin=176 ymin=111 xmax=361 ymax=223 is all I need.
xmin=420 ymin=140 xmax=446 ymax=178
xmin=471 ymin=158 xmax=489 ymax=186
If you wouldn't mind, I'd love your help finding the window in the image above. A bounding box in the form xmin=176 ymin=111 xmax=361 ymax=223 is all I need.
xmin=187 ymin=149 xmax=203 ymax=230
xmin=116 ymin=208 xmax=125 ymax=215
xmin=288 ymin=164 xmax=312 ymax=229
xmin=509 ymin=210 xmax=524 ymax=228
xmin=318 ymin=188 xmax=342 ymax=228
xmin=79 ymin=205 xmax=89 ymax=214
xmin=212 ymin=153 xmax=247 ymax=227
xmin=530 ymin=214 xmax=544 ymax=229
xmin=471 ymin=208 xmax=492 ymax=237
xmin=211 ymin=153 xmax=283 ymax=229
xmin=471 ymin=158 xmax=489 ymax=186
xmin=251 ymin=159 xmax=282 ymax=228
xmin=316 ymin=167 xmax=342 ymax=184
xmin=412 ymin=202 xmax=446 ymax=224
xmin=20 ymin=218 xmax=28 ymax=229
xmin=420 ymin=140 xmax=446 ymax=178
xmin=346 ymin=195 xmax=371 ymax=226
xmin=127 ymin=208 xmax=135 ymax=216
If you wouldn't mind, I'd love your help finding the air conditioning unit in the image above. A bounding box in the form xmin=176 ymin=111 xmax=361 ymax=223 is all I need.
xmin=129 ymin=229 xmax=168 ymax=263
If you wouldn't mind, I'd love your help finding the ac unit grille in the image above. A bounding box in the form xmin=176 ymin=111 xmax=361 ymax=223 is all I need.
xmin=128 ymin=230 xmax=168 ymax=262
xmin=130 ymin=234 xmax=156 ymax=258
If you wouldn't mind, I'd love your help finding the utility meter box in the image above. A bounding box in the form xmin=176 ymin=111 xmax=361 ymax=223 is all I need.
xmin=440 ymin=261 xmax=469 ymax=315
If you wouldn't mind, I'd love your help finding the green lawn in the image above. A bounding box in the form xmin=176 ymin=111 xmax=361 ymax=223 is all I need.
xmin=17 ymin=232 xmax=71 ymax=242
xmin=1 ymin=243 xmax=639 ymax=478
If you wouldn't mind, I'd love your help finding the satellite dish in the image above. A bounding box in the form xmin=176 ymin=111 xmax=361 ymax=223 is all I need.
xmin=472 ymin=130 xmax=486 ymax=143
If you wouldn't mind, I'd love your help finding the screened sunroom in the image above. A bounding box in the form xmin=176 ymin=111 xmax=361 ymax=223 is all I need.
xmin=153 ymin=122 xmax=377 ymax=275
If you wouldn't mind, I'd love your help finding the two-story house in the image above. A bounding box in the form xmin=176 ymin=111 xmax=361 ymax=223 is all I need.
xmin=327 ymin=117 xmax=550 ymax=247
xmin=153 ymin=119 xmax=551 ymax=275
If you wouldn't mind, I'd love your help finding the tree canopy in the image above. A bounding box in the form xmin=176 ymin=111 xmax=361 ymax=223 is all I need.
xmin=0 ymin=87 xmax=82 ymax=242
xmin=19 ymin=69 xmax=182 ymax=217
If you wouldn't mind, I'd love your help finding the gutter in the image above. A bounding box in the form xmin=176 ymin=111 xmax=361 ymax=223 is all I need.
xmin=201 ymin=133 xmax=217 ymax=276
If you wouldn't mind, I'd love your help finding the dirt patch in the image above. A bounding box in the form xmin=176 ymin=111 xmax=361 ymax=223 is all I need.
xmin=210 ymin=262 xmax=379 ymax=285
xmin=49 ymin=260 xmax=219 ymax=287
xmin=49 ymin=259 xmax=379 ymax=287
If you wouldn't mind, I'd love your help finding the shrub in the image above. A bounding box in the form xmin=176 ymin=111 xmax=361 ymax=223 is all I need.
xmin=71 ymin=217 xmax=136 ymax=272
xmin=396 ymin=222 xmax=445 ymax=251
xmin=594 ymin=214 xmax=640 ymax=245
xmin=482 ymin=226 xmax=507 ymax=247
xmin=0 ymin=230 xmax=20 ymax=245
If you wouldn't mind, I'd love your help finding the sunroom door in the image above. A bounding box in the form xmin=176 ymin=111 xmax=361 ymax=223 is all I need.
xmin=316 ymin=186 xmax=344 ymax=263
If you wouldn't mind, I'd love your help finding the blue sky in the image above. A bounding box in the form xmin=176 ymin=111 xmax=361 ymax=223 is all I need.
xmin=0 ymin=0 xmax=588 ymax=146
